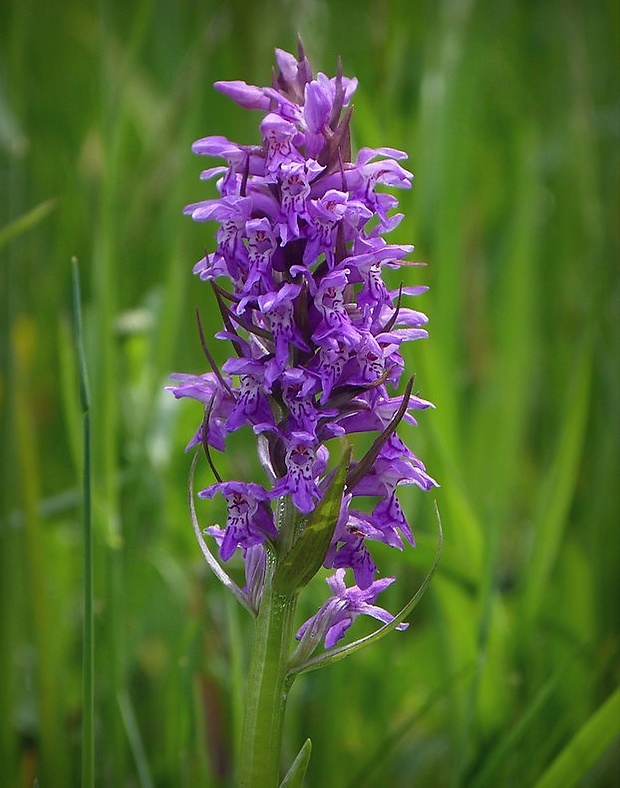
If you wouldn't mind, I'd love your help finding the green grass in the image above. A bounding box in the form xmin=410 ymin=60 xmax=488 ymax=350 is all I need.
xmin=1 ymin=0 xmax=618 ymax=786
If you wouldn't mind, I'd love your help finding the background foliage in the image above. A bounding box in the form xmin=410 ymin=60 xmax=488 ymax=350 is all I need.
xmin=1 ymin=0 xmax=618 ymax=785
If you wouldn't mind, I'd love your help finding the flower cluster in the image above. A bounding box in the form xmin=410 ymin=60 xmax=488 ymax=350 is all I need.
xmin=169 ymin=42 xmax=437 ymax=647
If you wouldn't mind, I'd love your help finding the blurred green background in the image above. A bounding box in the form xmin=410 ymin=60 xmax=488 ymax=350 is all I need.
xmin=1 ymin=0 xmax=618 ymax=786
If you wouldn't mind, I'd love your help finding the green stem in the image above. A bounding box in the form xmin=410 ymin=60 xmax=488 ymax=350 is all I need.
xmin=238 ymin=551 xmax=298 ymax=788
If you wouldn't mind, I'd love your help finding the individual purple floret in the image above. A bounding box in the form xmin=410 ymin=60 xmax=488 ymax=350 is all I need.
xmin=295 ymin=569 xmax=408 ymax=649
xmin=168 ymin=40 xmax=437 ymax=642
xmin=200 ymin=481 xmax=277 ymax=561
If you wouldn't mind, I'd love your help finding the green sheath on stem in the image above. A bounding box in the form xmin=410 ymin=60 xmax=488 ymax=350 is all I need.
xmin=238 ymin=456 xmax=350 ymax=786
xmin=238 ymin=553 xmax=298 ymax=788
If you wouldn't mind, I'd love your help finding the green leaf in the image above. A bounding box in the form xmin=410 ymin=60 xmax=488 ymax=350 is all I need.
xmin=280 ymin=738 xmax=312 ymax=788
xmin=273 ymin=447 xmax=351 ymax=595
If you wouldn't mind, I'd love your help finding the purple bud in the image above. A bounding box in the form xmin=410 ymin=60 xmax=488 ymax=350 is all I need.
xmin=214 ymin=80 xmax=271 ymax=110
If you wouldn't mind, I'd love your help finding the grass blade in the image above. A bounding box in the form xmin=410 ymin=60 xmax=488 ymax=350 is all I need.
xmin=0 ymin=198 xmax=57 ymax=252
xmin=118 ymin=690 xmax=155 ymax=788
xmin=535 ymin=687 xmax=620 ymax=788
xmin=73 ymin=258 xmax=94 ymax=788
xmin=520 ymin=341 xmax=592 ymax=631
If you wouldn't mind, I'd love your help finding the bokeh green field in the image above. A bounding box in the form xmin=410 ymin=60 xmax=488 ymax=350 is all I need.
xmin=1 ymin=1 xmax=618 ymax=786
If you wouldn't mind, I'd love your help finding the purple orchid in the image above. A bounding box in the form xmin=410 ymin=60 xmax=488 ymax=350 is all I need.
xmin=169 ymin=41 xmax=437 ymax=648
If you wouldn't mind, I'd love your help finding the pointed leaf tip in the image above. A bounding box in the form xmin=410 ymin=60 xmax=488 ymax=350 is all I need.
xmin=280 ymin=738 xmax=312 ymax=788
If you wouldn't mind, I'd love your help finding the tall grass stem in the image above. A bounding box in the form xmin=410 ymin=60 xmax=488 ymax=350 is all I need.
xmin=73 ymin=258 xmax=94 ymax=788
